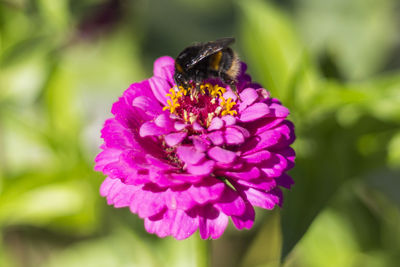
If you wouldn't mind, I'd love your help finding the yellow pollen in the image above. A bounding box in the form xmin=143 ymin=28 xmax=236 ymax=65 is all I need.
xmin=163 ymin=86 xmax=186 ymax=113
xmin=163 ymin=83 xmax=237 ymax=118
xmin=220 ymin=96 xmax=237 ymax=116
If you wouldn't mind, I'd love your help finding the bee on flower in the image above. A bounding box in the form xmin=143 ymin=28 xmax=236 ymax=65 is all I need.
xmin=95 ymin=38 xmax=295 ymax=240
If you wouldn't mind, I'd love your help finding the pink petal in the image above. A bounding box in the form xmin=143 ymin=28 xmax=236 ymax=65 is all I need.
xmin=245 ymin=117 xmax=285 ymax=136
xmin=271 ymin=187 xmax=283 ymax=207
xmin=237 ymin=177 xmax=277 ymax=191
xmin=222 ymin=91 xmax=237 ymax=102
xmin=207 ymin=130 xmax=224 ymax=145
xmin=224 ymin=127 xmax=245 ymax=145
xmin=190 ymin=136 xmax=211 ymax=152
xmin=100 ymin=177 xmax=119 ymax=197
xmin=94 ymin=147 xmax=120 ymax=172
xmin=208 ymin=117 xmax=224 ymax=131
xmin=229 ymin=125 xmax=250 ymax=138
xmin=231 ymin=202 xmax=255 ymax=230
xmin=100 ymin=177 xmax=139 ymax=208
xmin=169 ymin=173 xmax=204 ymax=184
xmin=198 ymin=205 xmax=229 ymax=239
xmin=149 ymin=77 xmax=170 ymax=106
xmin=154 ymin=113 xmax=174 ymax=129
xmin=280 ymin=147 xmax=296 ymax=170
xmin=221 ymin=115 xmax=236 ymax=126
xmin=101 ymin=119 xmax=139 ymax=150
xmin=148 ymin=170 xmax=193 ymax=187
xmin=146 ymin=171 xmax=181 ymax=187
xmin=131 ymin=96 xmax=162 ymax=116
xmin=112 ymin=95 xmax=154 ymax=131
xmin=164 ymin=186 xmax=196 ymax=210
xmin=167 ymin=178 xmax=225 ymax=210
xmin=145 ymin=154 xmax=178 ymax=171
xmin=242 ymin=150 xmax=271 ymax=164
xmin=102 ymin=156 xmax=140 ymax=182
xmin=238 ymin=88 xmax=259 ymax=112
xmin=153 ymin=56 xmax=175 ymax=85
xmin=275 ymin=173 xmax=294 ymax=189
xmin=164 ymin=132 xmax=187 ymax=146
xmin=186 ymin=160 xmax=215 ymax=176
xmin=241 ymin=121 xmax=294 ymax=155
xmin=223 ymin=166 xmax=261 ymax=180
xmin=257 ymin=88 xmax=270 ymax=99
xmin=242 ymin=187 xmax=280 ymax=210
xmin=139 ymin=121 xmax=170 ymax=137
xmin=267 ymin=102 xmax=290 ymax=118
xmin=123 ymin=80 xmax=154 ymax=101
xmin=259 ymin=153 xmax=288 ymax=178
xmin=144 ymin=209 xmax=199 ymax=240
xmin=193 ymin=122 xmax=204 ymax=132
xmin=130 ymin=189 xmax=166 ymax=218
xmin=174 ymin=121 xmax=187 ymax=131
xmin=177 ymin=145 xmax=205 ymax=164
xmin=207 ymin=146 xmax=237 ymax=164
xmin=216 ymin=187 xmax=246 ymax=216
xmin=187 ymin=179 xmax=226 ymax=204
xmin=240 ymin=103 xmax=270 ymax=122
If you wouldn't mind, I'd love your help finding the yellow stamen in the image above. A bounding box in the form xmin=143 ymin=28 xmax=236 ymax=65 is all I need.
xmin=220 ymin=96 xmax=237 ymax=116
xmin=163 ymin=86 xmax=186 ymax=114
xmin=163 ymin=83 xmax=237 ymax=118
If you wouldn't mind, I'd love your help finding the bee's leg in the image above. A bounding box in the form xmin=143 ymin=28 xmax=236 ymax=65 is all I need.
xmin=231 ymin=83 xmax=241 ymax=102
xmin=193 ymin=72 xmax=203 ymax=97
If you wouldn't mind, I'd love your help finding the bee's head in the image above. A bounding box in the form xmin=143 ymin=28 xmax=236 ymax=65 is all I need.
xmin=173 ymin=63 xmax=190 ymax=89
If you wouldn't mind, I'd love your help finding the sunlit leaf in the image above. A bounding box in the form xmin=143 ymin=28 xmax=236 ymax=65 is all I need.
xmin=37 ymin=0 xmax=69 ymax=31
xmin=0 ymin=179 xmax=98 ymax=234
xmin=285 ymin=182 xmax=400 ymax=266
xmin=286 ymin=209 xmax=360 ymax=267
xmin=295 ymin=0 xmax=398 ymax=80
xmin=387 ymin=132 xmax=400 ymax=168
xmin=42 ymin=225 xmax=160 ymax=267
xmin=238 ymin=0 xmax=306 ymax=103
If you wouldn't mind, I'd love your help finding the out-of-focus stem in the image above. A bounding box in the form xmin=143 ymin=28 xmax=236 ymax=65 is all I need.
xmin=196 ymin=238 xmax=211 ymax=267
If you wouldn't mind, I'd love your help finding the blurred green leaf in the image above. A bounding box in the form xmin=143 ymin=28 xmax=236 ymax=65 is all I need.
xmin=37 ymin=0 xmax=69 ymax=31
xmin=295 ymin=0 xmax=399 ymax=80
xmin=280 ymin=72 xmax=400 ymax=260
xmin=286 ymin=209 xmax=360 ymax=267
xmin=387 ymin=132 xmax=400 ymax=168
xmin=158 ymin=235 xmax=204 ymax=267
xmin=240 ymin=210 xmax=282 ymax=267
xmin=238 ymin=0 xmax=308 ymax=103
xmin=0 ymin=179 xmax=98 ymax=234
xmin=312 ymin=72 xmax=400 ymax=124
xmin=43 ymin=225 xmax=159 ymax=267
xmin=1 ymin=107 xmax=56 ymax=174
xmin=284 ymin=181 xmax=400 ymax=266
xmin=42 ymin=224 xmax=207 ymax=267
xmin=0 ymin=36 xmax=47 ymax=68
xmin=43 ymin=58 xmax=81 ymax=138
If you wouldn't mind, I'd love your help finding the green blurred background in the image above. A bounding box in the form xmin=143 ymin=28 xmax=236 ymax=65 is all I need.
xmin=1 ymin=0 xmax=400 ymax=266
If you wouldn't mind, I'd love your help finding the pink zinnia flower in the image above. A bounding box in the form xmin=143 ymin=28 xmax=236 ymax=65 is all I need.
xmin=95 ymin=56 xmax=295 ymax=240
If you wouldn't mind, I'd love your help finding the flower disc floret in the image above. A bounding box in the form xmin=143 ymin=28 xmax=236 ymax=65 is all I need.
xmin=163 ymin=83 xmax=237 ymax=127
xmin=95 ymin=56 xmax=296 ymax=240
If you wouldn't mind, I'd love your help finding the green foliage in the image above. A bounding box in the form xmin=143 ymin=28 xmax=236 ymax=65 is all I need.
xmin=1 ymin=0 xmax=399 ymax=266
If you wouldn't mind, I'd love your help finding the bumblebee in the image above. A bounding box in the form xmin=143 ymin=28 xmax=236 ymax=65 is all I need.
xmin=174 ymin=37 xmax=240 ymax=91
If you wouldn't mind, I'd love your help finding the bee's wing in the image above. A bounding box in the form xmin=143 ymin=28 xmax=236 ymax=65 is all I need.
xmin=186 ymin=37 xmax=235 ymax=69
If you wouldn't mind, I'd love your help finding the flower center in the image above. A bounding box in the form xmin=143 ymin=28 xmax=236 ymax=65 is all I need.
xmin=163 ymin=83 xmax=237 ymax=127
